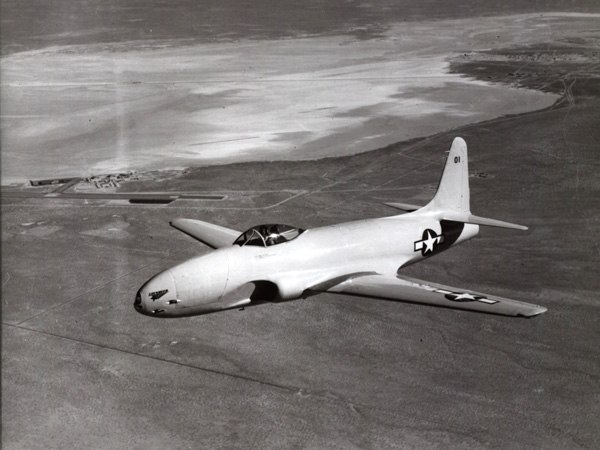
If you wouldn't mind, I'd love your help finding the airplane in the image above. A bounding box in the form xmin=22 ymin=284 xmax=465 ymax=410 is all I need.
xmin=134 ymin=137 xmax=547 ymax=318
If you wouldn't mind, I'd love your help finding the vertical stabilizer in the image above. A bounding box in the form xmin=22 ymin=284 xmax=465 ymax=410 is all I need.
xmin=418 ymin=137 xmax=527 ymax=230
xmin=425 ymin=137 xmax=470 ymax=213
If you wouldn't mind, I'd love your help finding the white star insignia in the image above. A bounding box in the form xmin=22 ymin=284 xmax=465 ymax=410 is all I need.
xmin=452 ymin=293 xmax=477 ymax=301
xmin=422 ymin=230 xmax=438 ymax=254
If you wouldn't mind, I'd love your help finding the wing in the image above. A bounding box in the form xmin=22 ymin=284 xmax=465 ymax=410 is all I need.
xmin=315 ymin=274 xmax=546 ymax=317
xmin=170 ymin=218 xmax=240 ymax=249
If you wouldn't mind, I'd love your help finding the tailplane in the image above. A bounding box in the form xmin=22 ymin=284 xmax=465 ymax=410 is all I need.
xmin=408 ymin=137 xmax=528 ymax=231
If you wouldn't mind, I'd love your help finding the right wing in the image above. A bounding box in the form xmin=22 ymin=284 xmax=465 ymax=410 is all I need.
xmin=170 ymin=218 xmax=240 ymax=249
xmin=315 ymin=273 xmax=546 ymax=317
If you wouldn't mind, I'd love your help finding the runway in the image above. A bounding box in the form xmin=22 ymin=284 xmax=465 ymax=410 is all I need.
xmin=1 ymin=190 xmax=225 ymax=203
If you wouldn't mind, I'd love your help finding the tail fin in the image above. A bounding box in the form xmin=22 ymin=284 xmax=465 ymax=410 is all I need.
xmin=421 ymin=137 xmax=528 ymax=231
xmin=424 ymin=137 xmax=470 ymax=213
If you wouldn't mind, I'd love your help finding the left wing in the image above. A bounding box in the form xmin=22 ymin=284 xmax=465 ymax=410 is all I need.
xmin=170 ymin=218 xmax=240 ymax=249
xmin=313 ymin=274 xmax=546 ymax=317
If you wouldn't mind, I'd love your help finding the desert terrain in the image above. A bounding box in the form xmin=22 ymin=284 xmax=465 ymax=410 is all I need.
xmin=5 ymin=13 xmax=600 ymax=183
xmin=2 ymin=4 xmax=600 ymax=449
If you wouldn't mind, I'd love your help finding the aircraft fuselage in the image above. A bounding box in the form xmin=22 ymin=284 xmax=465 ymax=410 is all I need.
xmin=135 ymin=214 xmax=478 ymax=317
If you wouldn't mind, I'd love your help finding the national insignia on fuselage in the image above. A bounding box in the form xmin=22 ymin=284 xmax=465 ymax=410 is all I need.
xmin=414 ymin=229 xmax=444 ymax=255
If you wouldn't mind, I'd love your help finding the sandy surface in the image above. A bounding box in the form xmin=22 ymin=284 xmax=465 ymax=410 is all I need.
xmin=2 ymin=7 xmax=599 ymax=449
xmin=2 ymin=72 xmax=599 ymax=448
xmin=4 ymin=13 xmax=598 ymax=183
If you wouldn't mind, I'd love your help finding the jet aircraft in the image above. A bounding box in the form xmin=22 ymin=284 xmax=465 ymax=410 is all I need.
xmin=135 ymin=137 xmax=547 ymax=318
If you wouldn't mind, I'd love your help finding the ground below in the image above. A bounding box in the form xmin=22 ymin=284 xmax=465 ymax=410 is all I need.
xmin=2 ymin=38 xmax=600 ymax=449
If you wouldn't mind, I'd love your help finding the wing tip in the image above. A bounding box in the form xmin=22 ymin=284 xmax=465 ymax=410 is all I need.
xmin=169 ymin=218 xmax=185 ymax=229
xmin=518 ymin=305 xmax=548 ymax=318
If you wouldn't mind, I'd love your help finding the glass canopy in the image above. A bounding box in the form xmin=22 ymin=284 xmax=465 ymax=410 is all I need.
xmin=234 ymin=224 xmax=305 ymax=247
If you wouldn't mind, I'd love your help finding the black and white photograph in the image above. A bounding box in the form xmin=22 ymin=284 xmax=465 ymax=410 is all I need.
xmin=1 ymin=1 xmax=599 ymax=448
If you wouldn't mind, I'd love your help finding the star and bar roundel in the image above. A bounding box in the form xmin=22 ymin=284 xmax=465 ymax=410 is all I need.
xmin=433 ymin=288 xmax=498 ymax=304
xmin=414 ymin=228 xmax=444 ymax=255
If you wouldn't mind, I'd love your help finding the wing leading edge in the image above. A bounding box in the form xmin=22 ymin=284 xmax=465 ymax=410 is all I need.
xmin=317 ymin=274 xmax=546 ymax=317
xmin=170 ymin=218 xmax=240 ymax=249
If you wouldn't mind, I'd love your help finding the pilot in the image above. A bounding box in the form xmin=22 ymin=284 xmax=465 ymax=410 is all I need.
xmin=265 ymin=226 xmax=283 ymax=246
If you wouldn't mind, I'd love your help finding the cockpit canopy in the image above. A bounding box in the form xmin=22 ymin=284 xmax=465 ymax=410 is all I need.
xmin=234 ymin=224 xmax=305 ymax=247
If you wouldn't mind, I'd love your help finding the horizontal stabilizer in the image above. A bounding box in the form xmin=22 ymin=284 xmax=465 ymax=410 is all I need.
xmin=384 ymin=202 xmax=422 ymax=212
xmin=442 ymin=213 xmax=528 ymax=231
xmin=170 ymin=218 xmax=240 ymax=248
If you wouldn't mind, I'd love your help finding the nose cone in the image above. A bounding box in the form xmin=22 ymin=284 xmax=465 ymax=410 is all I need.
xmin=135 ymin=269 xmax=178 ymax=316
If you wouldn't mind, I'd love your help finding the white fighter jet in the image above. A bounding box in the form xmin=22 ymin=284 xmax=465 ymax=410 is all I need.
xmin=135 ymin=138 xmax=547 ymax=318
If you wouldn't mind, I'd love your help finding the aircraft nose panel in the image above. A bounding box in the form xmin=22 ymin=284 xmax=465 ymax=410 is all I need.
xmin=136 ymin=250 xmax=231 ymax=317
xmin=135 ymin=269 xmax=178 ymax=316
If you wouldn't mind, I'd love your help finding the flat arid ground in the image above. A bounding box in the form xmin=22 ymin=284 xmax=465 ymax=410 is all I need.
xmin=4 ymin=13 xmax=600 ymax=183
xmin=2 ymin=4 xmax=600 ymax=450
